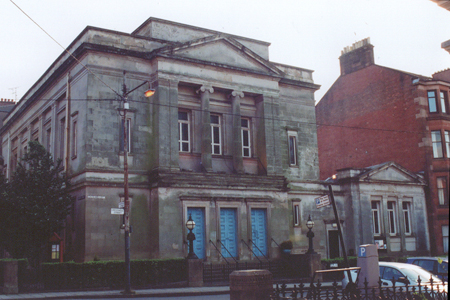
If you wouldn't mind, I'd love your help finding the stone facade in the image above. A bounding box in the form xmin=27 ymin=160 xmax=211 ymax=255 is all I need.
xmin=0 ymin=18 xmax=322 ymax=262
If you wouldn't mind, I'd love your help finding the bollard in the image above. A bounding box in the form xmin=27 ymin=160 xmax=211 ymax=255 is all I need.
xmin=230 ymin=269 xmax=272 ymax=300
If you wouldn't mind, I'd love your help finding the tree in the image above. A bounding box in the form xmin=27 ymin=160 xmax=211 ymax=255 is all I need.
xmin=0 ymin=141 xmax=74 ymax=265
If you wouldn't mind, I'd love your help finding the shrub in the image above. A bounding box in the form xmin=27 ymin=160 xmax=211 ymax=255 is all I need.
xmin=40 ymin=258 xmax=186 ymax=290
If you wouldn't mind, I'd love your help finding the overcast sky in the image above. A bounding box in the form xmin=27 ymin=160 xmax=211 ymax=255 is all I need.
xmin=1 ymin=0 xmax=449 ymax=104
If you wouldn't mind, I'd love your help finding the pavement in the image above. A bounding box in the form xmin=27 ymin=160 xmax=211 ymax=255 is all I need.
xmin=0 ymin=286 xmax=230 ymax=300
xmin=0 ymin=282 xmax=338 ymax=300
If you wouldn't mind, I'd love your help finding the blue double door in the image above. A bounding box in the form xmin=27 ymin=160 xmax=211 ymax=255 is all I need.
xmin=220 ymin=208 xmax=267 ymax=258
xmin=187 ymin=207 xmax=267 ymax=259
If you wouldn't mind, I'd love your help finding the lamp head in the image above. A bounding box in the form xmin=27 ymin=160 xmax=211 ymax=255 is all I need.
xmin=306 ymin=214 xmax=314 ymax=229
xmin=144 ymin=82 xmax=155 ymax=97
xmin=186 ymin=214 xmax=195 ymax=230
xmin=144 ymin=89 xmax=155 ymax=97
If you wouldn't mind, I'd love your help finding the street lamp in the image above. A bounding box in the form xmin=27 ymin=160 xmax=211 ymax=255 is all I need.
xmin=121 ymin=74 xmax=154 ymax=294
xmin=186 ymin=214 xmax=198 ymax=259
xmin=306 ymin=215 xmax=316 ymax=254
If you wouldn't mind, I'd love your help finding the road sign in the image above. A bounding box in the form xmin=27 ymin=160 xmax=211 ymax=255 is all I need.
xmin=118 ymin=202 xmax=124 ymax=209
xmin=111 ymin=208 xmax=124 ymax=215
xmin=315 ymin=195 xmax=331 ymax=208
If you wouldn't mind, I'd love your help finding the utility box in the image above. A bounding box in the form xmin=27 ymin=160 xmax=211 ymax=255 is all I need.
xmin=357 ymin=244 xmax=379 ymax=288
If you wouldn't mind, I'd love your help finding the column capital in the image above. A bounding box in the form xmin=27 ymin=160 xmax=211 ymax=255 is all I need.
xmin=196 ymin=85 xmax=214 ymax=94
xmin=229 ymin=90 xmax=244 ymax=99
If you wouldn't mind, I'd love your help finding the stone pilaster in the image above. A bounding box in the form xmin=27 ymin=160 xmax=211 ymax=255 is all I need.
xmin=197 ymin=85 xmax=214 ymax=172
xmin=230 ymin=90 xmax=245 ymax=173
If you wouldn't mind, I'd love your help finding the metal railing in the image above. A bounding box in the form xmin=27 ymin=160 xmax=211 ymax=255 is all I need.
xmin=272 ymin=274 xmax=448 ymax=300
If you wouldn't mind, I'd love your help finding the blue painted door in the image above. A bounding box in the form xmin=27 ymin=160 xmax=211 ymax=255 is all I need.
xmin=187 ymin=207 xmax=205 ymax=259
xmin=251 ymin=209 xmax=267 ymax=257
xmin=220 ymin=208 xmax=237 ymax=258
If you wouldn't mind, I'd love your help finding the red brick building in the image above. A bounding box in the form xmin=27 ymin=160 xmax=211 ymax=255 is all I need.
xmin=316 ymin=38 xmax=449 ymax=255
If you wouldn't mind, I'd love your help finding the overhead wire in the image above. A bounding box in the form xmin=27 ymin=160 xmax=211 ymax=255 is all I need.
xmin=7 ymin=1 xmax=425 ymax=136
xmin=10 ymin=0 xmax=122 ymax=99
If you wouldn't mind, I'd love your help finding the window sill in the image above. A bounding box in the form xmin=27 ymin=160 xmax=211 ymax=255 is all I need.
xmin=119 ymin=152 xmax=134 ymax=156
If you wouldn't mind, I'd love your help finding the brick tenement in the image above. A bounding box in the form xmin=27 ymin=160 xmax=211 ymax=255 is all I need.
xmin=316 ymin=54 xmax=450 ymax=255
xmin=317 ymin=65 xmax=426 ymax=179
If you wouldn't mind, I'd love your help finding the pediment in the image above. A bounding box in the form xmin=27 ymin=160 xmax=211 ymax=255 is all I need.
xmin=359 ymin=162 xmax=423 ymax=184
xmin=158 ymin=36 xmax=282 ymax=75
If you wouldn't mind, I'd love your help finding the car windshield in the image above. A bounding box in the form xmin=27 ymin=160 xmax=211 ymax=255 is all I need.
xmin=401 ymin=267 xmax=442 ymax=283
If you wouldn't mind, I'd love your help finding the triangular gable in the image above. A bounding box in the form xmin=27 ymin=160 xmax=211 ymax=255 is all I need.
xmin=157 ymin=35 xmax=283 ymax=75
xmin=359 ymin=162 xmax=424 ymax=184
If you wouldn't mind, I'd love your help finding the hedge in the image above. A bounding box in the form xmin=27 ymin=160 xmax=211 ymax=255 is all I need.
xmin=41 ymin=258 xmax=187 ymax=290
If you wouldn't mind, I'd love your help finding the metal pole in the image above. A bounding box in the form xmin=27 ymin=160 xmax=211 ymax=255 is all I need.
xmin=122 ymin=81 xmax=132 ymax=294
xmin=327 ymin=184 xmax=353 ymax=285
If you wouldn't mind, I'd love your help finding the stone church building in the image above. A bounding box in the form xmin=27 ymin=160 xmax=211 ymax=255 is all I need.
xmin=1 ymin=19 xmax=430 ymax=263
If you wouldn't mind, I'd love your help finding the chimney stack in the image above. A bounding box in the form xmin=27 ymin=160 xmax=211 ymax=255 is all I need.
xmin=339 ymin=38 xmax=374 ymax=76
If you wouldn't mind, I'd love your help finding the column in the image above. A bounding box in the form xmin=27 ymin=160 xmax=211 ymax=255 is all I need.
xmin=230 ymin=90 xmax=244 ymax=173
xmin=197 ymin=85 xmax=214 ymax=172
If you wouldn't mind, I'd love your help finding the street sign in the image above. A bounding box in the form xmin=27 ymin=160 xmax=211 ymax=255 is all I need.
xmin=111 ymin=208 xmax=124 ymax=215
xmin=118 ymin=202 xmax=124 ymax=209
xmin=315 ymin=195 xmax=331 ymax=208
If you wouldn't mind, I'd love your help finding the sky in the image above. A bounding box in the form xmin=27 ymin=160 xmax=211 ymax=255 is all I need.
xmin=0 ymin=0 xmax=449 ymax=104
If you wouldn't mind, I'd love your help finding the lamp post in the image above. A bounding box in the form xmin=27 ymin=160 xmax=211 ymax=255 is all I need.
xmin=186 ymin=214 xmax=198 ymax=259
xmin=120 ymin=74 xmax=154 ymax=294
xmin=306 ymin=215 xmax=316 ymax=254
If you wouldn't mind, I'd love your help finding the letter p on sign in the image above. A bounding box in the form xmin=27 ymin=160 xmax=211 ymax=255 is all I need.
xmin=359 ymin=246 xmax=366 ymax=257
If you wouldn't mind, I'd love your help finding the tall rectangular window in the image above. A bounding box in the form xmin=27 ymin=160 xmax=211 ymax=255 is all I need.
xmin=445 ymin=131 xmax=450 ymax=158
xmin=45 ymin=127 xmax=52 ymax=152
xmin=178 ymin=111 xmax=190 ymax=152
xmin=59 ymin=118 xmax=65 ymax=161
xmin=211 ymin=114 xmax=222 ymax=155
xmin=437 ymin=177 xmax=448 ymax=205
xmin=440 ymin=91 xmax=448 ymax=114
xmin=387 ymin=201 xmax=397 ymax=235
xmin=293 ymin=203 xmax=300 ymax=226
xmin=402 ymin=201 xmax=412 ymax=235
xmin=431 ymin=131 xmax=443 ymax=158
xmin=119 ymin=119 xmax=131 ymax=152
xmin=371 ymin=200 xmax=381 ymax=235
xmin=443 ymin=225 xmax=449 ymax=254
xmin=241 ymin=118 xmax=251 ymax=157
xmin=72 ymin=120 xmax=77 ymax=158
xmin=51 ymin=244 xmax=60 ymax=260
xmin=288 ymin=131 xmax=297 ymax=166
xmin=428 ymin=90 xmax=437 ymax=113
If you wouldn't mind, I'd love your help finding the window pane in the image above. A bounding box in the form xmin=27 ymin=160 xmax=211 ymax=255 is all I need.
xmin=289 ymin=136 xmax=296 ymax=165
xmin=437 ymin=177 xmax=448 ymax=205
xmin=181 ymin=123 xmax=189 ymax=140
xmin=182 ymin=143 xmax=189 ymax=152
xmin=440 ymin=92 xmax=447 ymax=113
xmin=243 ymin=131 xmax=249 ymax=146
xmin=431 ymin=131 xmax=443 ymax=158
xmin=213 ymin=127 xmax=220 ymax=143
xmin=243 ymin=148 xmax=249 ymax=157
xmin=178 ymin=111 xmax=188 ymax=121
xmin=428 ymin=91 xmax=437 ymax=113
xmin=211 ymin=115 xmax=219 ymax=124
xmin=443 ymin=225 xmax=449 ymax=253
xmin=445 ymin=131 xmax=450 ymax=158
xmin=241 ymin=119 xmax=249 ymax=128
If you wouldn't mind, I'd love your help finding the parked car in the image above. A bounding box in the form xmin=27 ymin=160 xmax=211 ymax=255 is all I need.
xmin=379 ymin=262 xmax=447 ymax=292
xmin=343 ymin=262 xmax=447 ymax=292
xmin=406 ymin=257 xmax=448 ymax=282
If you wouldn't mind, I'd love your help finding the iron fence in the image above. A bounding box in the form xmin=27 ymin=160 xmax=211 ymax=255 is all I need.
xmin=271 ymin=277 xmax=448 ymax=300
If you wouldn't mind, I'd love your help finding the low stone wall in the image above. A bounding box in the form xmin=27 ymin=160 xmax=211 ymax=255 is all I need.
xmin=230 ymin=269 xmax=272 ymax=300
